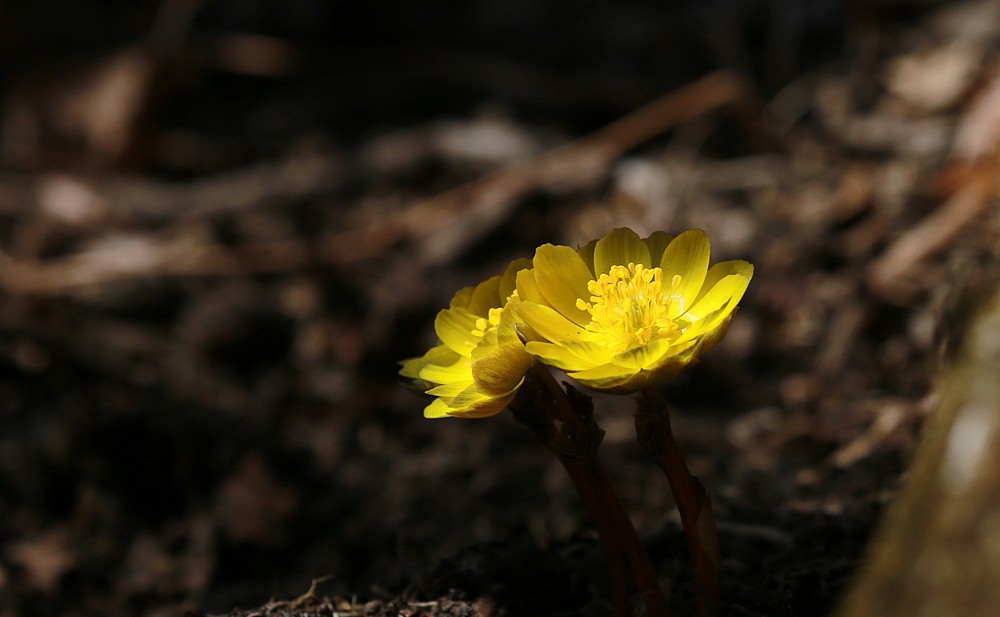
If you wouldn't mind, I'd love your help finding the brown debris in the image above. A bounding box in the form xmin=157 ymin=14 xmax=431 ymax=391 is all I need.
xmin=2 ymin=3 xmax=1000 ymax=617
xmin=215 ymin=456 xmax=301 ymax=546
xmin=867 ymin=164 xmax=997 ymax=304
xmin=7 ymin=529 xmax=75 ymax=592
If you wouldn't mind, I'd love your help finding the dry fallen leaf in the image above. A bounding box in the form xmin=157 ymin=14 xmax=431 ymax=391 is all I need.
xmin=7 ymin=528 xmax=75 ymax=592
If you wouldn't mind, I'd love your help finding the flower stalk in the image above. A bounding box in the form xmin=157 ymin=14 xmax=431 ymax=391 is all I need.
xmin=637 ymin=388 xmax=721 ymax=617
xmin=533 ymin=364 xmax=669 ymax=617
xmin=509 ymin=372 xmax=631 ymax=617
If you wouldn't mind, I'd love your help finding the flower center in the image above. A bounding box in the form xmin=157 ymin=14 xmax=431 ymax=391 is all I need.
xmin=575 ymin=263 xmax=682 ymax=353
xmin=471 ymin=307 xmax=504 ymax=339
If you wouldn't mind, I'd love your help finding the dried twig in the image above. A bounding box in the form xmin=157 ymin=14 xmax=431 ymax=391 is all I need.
xmin=1 ymin=72 xmax=755 ymax=296
xmin=320 ymin=70 xmax=756 ymax=265
xmin=867 ymin=164 xmax=997 ymax=302
xmin=405 ymin=70 xmax=757 ymax=264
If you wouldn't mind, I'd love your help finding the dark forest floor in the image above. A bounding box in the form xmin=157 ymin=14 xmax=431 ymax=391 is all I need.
xmin=2 ymin=1 xmax=999 ymax=616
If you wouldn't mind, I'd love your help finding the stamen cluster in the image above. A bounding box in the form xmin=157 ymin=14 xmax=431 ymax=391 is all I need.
xmin=402 ymin=227 xmax=753 ymax=410
xmin=576 ymin=263 xmax=682 ymax=353
xmin=471 ymin=306 xmax=506 ymax=339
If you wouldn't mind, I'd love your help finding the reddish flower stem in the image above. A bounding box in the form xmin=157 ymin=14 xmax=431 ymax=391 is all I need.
xmin=530 ymin=365 xmax=670 ymax=617
xmin=510 ymin=370 xmax=632 ymax=617
xmin=638 ymin=388 xmax=722 ymax=617
xmin=584 ymin=451 xmax=671 ymax=617
xmin=554 ymin=453 xmax=632 ymax=617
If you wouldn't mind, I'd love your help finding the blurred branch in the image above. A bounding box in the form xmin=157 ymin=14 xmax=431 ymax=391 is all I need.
xmin=867 ymin=165 xmax=996 ymax=303
xmin=364 ymin=70 xmax=758 ymax=265
xmin=0 ymin=71 xmax=757 ymax=295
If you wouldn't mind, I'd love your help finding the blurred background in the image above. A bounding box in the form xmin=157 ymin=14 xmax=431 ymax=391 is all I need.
xmin=1 ymin=1 xmax=999 ymax=616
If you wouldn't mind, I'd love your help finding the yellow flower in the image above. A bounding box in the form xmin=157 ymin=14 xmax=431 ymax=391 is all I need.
xmin=401 ymin=259 xmax=534 ymax=418
xmin=514 ymin=227 xmax=753 ymax=393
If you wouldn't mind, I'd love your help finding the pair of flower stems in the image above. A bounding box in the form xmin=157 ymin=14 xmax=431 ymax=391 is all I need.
xmin=511 ymin=363 xmax=720 ymax=617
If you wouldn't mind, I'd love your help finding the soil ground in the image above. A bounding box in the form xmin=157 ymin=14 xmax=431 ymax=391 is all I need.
xmin=2 ymin=2 xmax=999 ymax=616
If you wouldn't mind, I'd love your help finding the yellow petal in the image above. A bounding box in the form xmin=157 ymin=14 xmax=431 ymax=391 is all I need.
xmin=532 ymin=244 xmax=594 ymax=325
xmin=434 ymin=308 xmax=479 ymax=357
xmin=515 ymin=269 xmax=546 ymax=304
xmin=611 ymin=338 xmax=672 ymax=370
xmin=562 ymin=340 xmax=616 ymax=364
xmin=683 ymin=272 xmax=751 ymax=322
xmin=400 ymin=344 xmax=459 ymax=380
xmin=638 ymin=358 xmax=688 ymax=388
xmin=468 ymin=275 xmax=502 ymax=317
xmin=500 ymin=258 xmax=533 ymax=300
xmin=516 ymin=301 xmax=587 ymax=343
xmin=426 ymin=379 xmax=473 ymax=397
xmin=523 ymin=341 xmax=578 ymax=370
xmin=399 ymin=356 xmax=426 ymax=380
xmin=505 ymin=297 xmax=543 ymax=344
xmin=660 ymin=229 xmax=711 ymax=316
xmin=476 ymin=325 xmax=500 ymax=351
xmin=654 ymin=337 xmax=697 ymax=359
xmin=676 ymin=302 xmax=735 ymax=348
xmin=449 ymin=286 xmax=475 ymax=309
xmin=568 ymin=363 xmax=640 ymax=389
xmin=449 ymin=382 xmax=493 ymax=408
xmin=472 ymin=344 xmax=532 ymax=396
xmin=447 ymin=393 xmax=515 ymax=418
xmin=644 ymin=231 xmax=673 ymax=262
xmin=594 ymin=227 xmax=652 ymax=275
xmin=424 ymin=398 xmax=452 ymax=418
xmin=576 ymin=239 xmax=598 ymax=273
xmin=418 ymin=358 xmax=471 ymax=384
xmin=692 ymin=260 xmax=754 ymax=306
xmin=425 ymin=344 xmax=462 ymax=365
xmin=493 ymin=316 xmax=520 ymax=348
xmin=689 ymin=311 xmax=734 ymax=355
xmin=525 ymin=341 xmax=601 ymax=370
xmin=449 ymin=382 xmax=521 ymax=417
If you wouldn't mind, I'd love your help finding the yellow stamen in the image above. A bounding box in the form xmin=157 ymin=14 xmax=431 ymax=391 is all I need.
xmin=470 ymin=307 xmax=506 ymax=339
xmin=576 ymin=263 xmax=682 ymax=353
